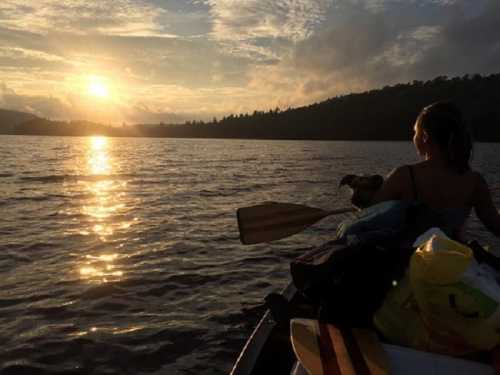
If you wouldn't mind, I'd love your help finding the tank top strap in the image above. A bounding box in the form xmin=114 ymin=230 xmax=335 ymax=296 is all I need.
xmin=407 ymin=165 xmax=419 ymax=201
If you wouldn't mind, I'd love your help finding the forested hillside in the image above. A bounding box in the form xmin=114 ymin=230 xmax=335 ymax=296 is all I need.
xmin=0 ymin=109 xmax=37 ymax=133
xmin=3 ymin=74 xmax=500 ymax=141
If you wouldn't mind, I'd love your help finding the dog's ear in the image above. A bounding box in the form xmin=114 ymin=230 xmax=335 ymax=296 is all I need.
xmin=339 ymin=174 xmax=357 ymax=188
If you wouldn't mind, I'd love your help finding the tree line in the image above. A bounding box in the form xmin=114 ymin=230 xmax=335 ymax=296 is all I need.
xmin=4 ymin=73 xmax=500 ymax=141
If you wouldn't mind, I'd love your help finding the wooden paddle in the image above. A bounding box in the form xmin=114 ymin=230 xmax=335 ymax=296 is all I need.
xmin=237 ymin=202 xmax=356 ymax=245
xmin=291 ymin=318 xmax=389 ymax=375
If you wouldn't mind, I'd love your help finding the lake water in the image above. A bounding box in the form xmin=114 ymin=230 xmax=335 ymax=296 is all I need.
xmin=1 ymin=135 xmax=500 ymax=374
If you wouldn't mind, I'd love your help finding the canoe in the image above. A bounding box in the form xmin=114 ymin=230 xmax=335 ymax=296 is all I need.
xmin=230 ymin=282 xmax=304 ymax=375
xmin=230 ymin=282 xmax=495 ymax=375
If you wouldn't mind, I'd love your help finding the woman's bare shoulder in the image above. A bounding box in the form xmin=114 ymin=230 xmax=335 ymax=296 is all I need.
xmin=402 ymin=161 xmax=428 ymax=173
xmin=370 ymin=165 xmax=411 ymax=203
xmin=386 ymin=165 xmax=411 ymax=180
xmin=386 ymin=163 xmax=426 ymax=184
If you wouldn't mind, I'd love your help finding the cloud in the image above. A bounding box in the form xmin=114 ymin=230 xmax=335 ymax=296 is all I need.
xmin=0 ymin=0 xmax=168 ymax=37
xmin=0 ymin=46 xmax=71 ymax=72
xmin=0 ymin=82 xmax=71 ymax=118
xmin=206 ymin=0 xmax=330 ymax=41
xmin=0 ymin=0 xmax=499 ymax=123
xmin=251 ymin=0 xmax=500 ymax=104
xmin=203 ymin=0 xmax=331 ymax=61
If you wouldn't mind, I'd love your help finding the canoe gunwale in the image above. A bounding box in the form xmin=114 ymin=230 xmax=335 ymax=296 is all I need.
xmin=230 ymin=282 xmax=297 ymax=375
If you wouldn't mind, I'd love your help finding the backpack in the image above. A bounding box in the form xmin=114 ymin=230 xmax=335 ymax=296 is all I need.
xmin=290 ymin=200 xmax=445 ymax=326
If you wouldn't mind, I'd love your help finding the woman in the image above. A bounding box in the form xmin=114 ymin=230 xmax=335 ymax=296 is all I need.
xmin=372 ymin=101 xmax=500 ymax=239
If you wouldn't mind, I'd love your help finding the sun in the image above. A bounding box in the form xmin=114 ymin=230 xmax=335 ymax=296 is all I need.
xmin=87 ymin=76 xmax=110 ymax=98
xmin=89 ymin=82 xmax=108 ymax=98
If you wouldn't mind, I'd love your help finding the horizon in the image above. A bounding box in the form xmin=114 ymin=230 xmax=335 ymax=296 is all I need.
xmin=2 ymin=72 xmax=497 ymax=127
xmin=0 ymin=0 xmax=499 ymax=125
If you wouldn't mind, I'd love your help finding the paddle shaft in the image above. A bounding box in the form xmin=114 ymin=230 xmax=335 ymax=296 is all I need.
xmin=237 ymin=203 xmax=356 ymax=244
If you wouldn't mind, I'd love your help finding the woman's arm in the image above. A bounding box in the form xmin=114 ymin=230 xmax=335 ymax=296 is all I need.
xmin=473 ymin=173 xmax=500 ymax=236
xmin=370 ymin=166 xmax=407 ymax=205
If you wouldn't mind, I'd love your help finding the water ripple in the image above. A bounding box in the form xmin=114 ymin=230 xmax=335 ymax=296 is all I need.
xmin=1 ymin=135 xmax=499 ymax=374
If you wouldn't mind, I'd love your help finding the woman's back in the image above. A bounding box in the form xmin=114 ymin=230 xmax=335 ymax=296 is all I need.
xmin=404 ymin=161 xmax=477 ymax=209
xmin=373 ymin=162 xmax=477 ymax=208
xmin=372 ymin=162 xmax=475 ymax=238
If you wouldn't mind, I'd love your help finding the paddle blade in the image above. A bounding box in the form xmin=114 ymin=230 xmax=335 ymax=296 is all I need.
xmin=237 ymin=202 xmax=332 ymax=245
xmin=291 ymin=319 xmax=390 ymax=375
xmin=290 ymin=319 xmax=325 ymax=375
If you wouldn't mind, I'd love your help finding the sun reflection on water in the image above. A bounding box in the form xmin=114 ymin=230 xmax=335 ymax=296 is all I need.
xmin=88 ymin=136 xmax=110 ymax=175
xmin=77 ymin=136 xmax=132 ymax=283
xmin=69 ymin=325 xmax=144 ymax=338
xmin=79 ymin=250 xmax=124 ymax=282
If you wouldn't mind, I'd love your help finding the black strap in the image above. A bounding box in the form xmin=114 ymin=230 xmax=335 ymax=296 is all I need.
xmin=317 ymin=323 xmax=342 ymax=375
xmin=338 ymin=326 xmax=371 ymax=375
xmin=469 ymin=240 xmax=500 ymax=271
xmin=408 ymin=165 xmax=419 ymax=201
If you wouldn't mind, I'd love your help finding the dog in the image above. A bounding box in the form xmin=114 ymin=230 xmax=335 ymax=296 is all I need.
xmin=339 ymin=174 xmax=384 ymax=209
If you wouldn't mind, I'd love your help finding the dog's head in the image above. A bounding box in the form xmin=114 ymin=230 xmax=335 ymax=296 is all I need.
xmin=339 ymin=174 xmax=384 ymax=209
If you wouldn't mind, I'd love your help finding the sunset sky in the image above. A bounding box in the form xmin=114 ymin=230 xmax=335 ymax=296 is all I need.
xmin=0 ymin=0 xmax=499 ymax=124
